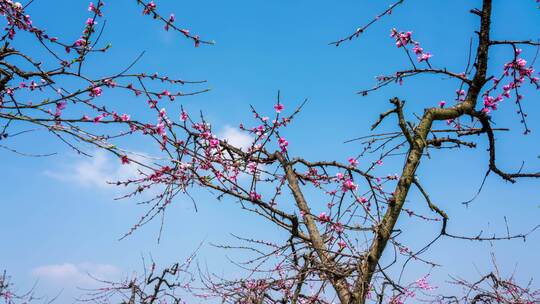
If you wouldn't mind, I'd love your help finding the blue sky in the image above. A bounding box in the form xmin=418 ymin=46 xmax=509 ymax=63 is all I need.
xmin=1 ymin=0 xmax=540 ymax=302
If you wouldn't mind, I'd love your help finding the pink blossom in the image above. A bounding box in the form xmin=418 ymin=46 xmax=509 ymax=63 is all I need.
xmin=391 ymin=29 xmax=412 ymax=48
xmin=3 ymin=291 xmax=13 ymax=301
xmin=333 ymin=222 xmax=344 ymax=233
xmin=254 ymin=125 xmax=265 ymax=136
xmin=390 ymin=296 xmax=405 ymax=304
xmin=87 ymin=2 xmax=102 ymax=16
xmin=415 ymin=275 xmax=435 ymax=291
xmin=399 ymin=246 xmax=410 ymax=254
xmin=439 ymin=100 xmax=446 ymax=107
xmin=418 ymin=52 xmax=432 ymax=62
xmin=121 ymin=155 xmax=130 ymax=165
xmin=103 ymin=79 xmax=116 ymax=88
xmin=348 ymin=157 xmax=358 ymax=167
xmin=274 ymin=103 xmax=284 ymax=113
xmin=318 ymin=212 xmax=331 ymax=222
xmin=180 ymin=111 xmax=188 ymax=121
xmin=86 ymin=18 xmax=96 ymax=26
xmin=249 ymin=191 xmax=261 ymax=201
xmin=160 ymin=90 xmax=171 ymax=98
xmin=209 ymin=138 xmax=220 ymax=148
xmin=56 ymin=101 xmax=66 ymax=111
xmin=342 ymin=179 xmax=357 ymax=191
xmin=74 ymin=38 xmax=86 ymax=47
xmin=89 ymin=86 xmax=102 ymax=97
xmin=159 ymin=108 xmax=167 ymax=118
xmin=247 ymin=162 xmax=257 ymax=174
xmin=412 ymin=44 xmax=423 ymax=55
xmin=93 ymin=114 xmax=104 ymax=123
xmin=156 ymin=123 xmax=166 ymax=136
xmin=165 ymin=14 xmax=175 ymax=31
xmin=278 ymin=137 xmax=288 ymax=152
xmin=142 ymin=1 xmax=156 ymax=15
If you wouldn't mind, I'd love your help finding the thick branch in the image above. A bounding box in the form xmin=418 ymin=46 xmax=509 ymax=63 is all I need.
xmin=276 ymin=152 xmax=351 ymax=303
xmin=352 ymin=1 xmax=493 ymax=302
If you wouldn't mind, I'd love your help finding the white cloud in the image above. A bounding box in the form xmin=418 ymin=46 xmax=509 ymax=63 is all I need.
xmin=217 ymin=125 xmax=268 ymax=181
xmin=45 ymin=126 xmax=252 ymax=190
xmin=44 ymin=150 xmax=150 ymax=189
xmin=32 ymin=263 xmax=120 ymax=286
xmin=218 ymin=125 xmax=253 ymax=151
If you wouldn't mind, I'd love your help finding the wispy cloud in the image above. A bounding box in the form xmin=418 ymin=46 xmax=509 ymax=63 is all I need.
xmin=218 ymin=125 xmax=253 ymax=151
xmin=45 ymin=126 xmax=253 ymax=190
xmin=32 ymin=262 xmax=120 ymax=287
xmin=44 ymin=150 xmax=149 ymax=189
xmin=217 ymin=125 xmax=268 ymax=180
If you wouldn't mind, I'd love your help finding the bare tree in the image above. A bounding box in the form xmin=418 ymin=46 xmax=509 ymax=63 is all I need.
xmin=1 ymin=270 xmax=56 ymax=304
xmin=2 ymin=0 xmax=540 ymax=303
xmin=0 ymin=0 xmax=210 ymax=159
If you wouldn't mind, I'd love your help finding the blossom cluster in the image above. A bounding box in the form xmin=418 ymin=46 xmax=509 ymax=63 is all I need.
xmin=390 ymin=28 xmax=432 ymax=62
xmin=479 ymin=48 xmax=539 ymax=133
xmin=136 ymin=0 xmax=209 ymax=47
